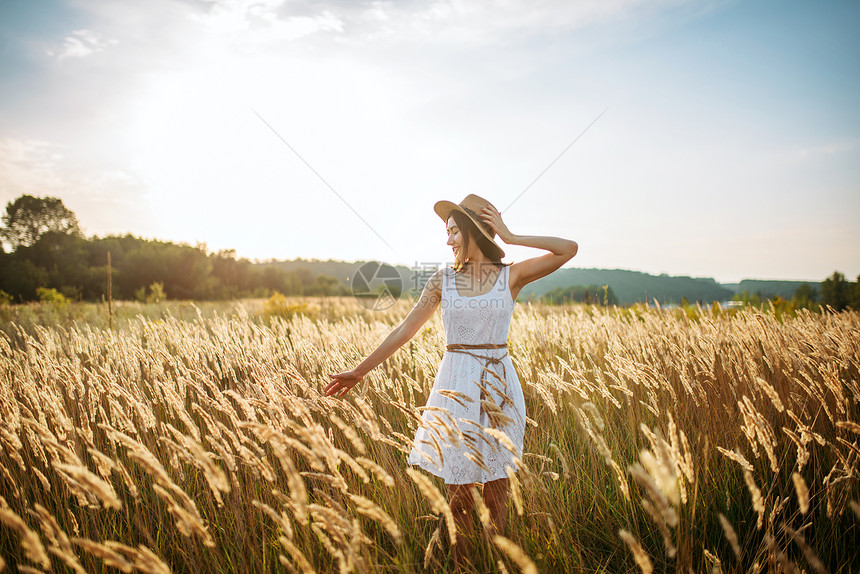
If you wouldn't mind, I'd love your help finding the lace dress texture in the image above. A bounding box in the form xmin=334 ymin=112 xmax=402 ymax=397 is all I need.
xmin=407 ymin=265 xmax=527 ymax=484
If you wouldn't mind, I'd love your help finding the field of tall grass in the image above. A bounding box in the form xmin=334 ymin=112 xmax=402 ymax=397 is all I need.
xmin=0 ymin=297 xmax=858 ymax=572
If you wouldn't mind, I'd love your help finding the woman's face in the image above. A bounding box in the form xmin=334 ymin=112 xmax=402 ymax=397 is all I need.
xmin=446 ymin=216 xmax=466 ymax=263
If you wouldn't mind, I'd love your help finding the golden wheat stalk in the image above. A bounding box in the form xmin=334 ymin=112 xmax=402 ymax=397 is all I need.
xmin=73 ymin=538 xmax=134 ymax=573
xmin=618 ymin=529 xmax=653 ymax=574
xmin=743 ymin=470 xmax=766 ymax=529
xmin=718 ymin=513 xmax=742 ymax=560
xmin=406 ymin=468 xmax=456 ymax=545
xmin=791 ymin=472 xmax=810 ymax=514
xmin=494 ymin=535 xmax=538 ymax=574
xmin=640 ymin=498 xmax=676 ymax=558
xmin=347 ymin=493 xmax=402 ymax=542
xmin=278 ymin=535 xmax=316 ymax=574
xmin=0 ymin=497 xmax=51 ymax=569
xmin=782 ymin=523 xmax=827 ymax=574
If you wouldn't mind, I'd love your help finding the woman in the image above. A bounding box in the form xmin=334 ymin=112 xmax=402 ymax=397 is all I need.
xmin=326 ymin=194 xmax=577 ymax=566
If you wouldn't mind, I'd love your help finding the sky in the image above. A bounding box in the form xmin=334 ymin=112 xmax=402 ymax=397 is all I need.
xmin=0 ymin=0 xmax=858 ymax=283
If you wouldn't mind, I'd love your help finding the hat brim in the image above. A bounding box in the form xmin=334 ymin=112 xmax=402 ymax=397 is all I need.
xmin=434 ymin=200 xmax=506 ymax=260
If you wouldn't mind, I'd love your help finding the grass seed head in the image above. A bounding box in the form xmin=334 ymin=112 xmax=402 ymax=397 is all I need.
xmin=718 ymin=513 xmax=742 ymax=560
xmin=0 ymin=501 xmax=51 ymax=569
xmin=618 ymin=529 xmax=653 ymax=574
xmin=493 ymin=535 xmax=538 ymax=574
xmin=792 ymin=472 xmax=810 ymax=514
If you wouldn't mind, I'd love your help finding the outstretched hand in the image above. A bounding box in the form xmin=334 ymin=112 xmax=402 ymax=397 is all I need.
xmin=480 ymin=205 xmax=514 ymax=243
xmin=325 ymin=369 xmax=363 ymax=397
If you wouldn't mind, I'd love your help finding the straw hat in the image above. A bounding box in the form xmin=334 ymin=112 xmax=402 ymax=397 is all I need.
xmin=434 ymin=194 xmax=506 ymax=260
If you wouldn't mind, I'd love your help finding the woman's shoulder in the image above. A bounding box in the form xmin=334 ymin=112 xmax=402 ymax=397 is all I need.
xmin=422 ymin=267 xmax=450 ymax=294
xmin=429 ymin=266 xmax=455 ymax=282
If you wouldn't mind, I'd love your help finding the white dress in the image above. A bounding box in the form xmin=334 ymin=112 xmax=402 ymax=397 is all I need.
xmin=407 ymin=265 xmax=527 ymax=484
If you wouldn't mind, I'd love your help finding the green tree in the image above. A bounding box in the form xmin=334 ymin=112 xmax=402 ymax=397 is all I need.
xmin=0 ymin=195 xmax=82 ymax=250
xmin=146 ymin=282 xmax=166 ymax=303
xmin=734 ymin=290 xmax=762 ymax=308
xmin=541 ymin=284 xmax=618 ymax=306
xmin=852 ymin=274 xmax=860 ymax=310
xmin=821 ymin=271 xmax=848 ymax=311
xmin=792 ymin=283 xmax=818 ymax=309
xmin=0 ymin=257 xmax=49 ymax=300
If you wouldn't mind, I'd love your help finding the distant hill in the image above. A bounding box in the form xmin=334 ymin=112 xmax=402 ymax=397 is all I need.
xmin=517 ymin=268 xmax=733 ymax=305
xmin=274 ymin=259 xmax=427 ymax=295
xmin=724 ymin=280 xmax=815 ymax=300
xmin=272 ymin=259 xmax=815 ymax=305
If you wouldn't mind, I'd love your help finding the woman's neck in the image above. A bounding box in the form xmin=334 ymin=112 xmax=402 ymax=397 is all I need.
xmin=462 ymin=258 xmax=494 ymax=273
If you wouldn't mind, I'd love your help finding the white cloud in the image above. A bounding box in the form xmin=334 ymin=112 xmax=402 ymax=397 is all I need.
xmin=0 ymin=139 xmax=67 ymax=198
xmin=49 ymin=29 xmax=117 ymax=61
xmin=791 ymin=138 xmax=860 ymax=159
xmin=0 ymin=138 xmax=152 ymax=237
xmin=188 ymin=0 xmax=344 ymax=48
xmin=179 ymin=0 xmax=707 ymax=50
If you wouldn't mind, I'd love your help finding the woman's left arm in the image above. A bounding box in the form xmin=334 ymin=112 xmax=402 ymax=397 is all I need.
xmin=480 ymin=205 xmax=578 ymax=293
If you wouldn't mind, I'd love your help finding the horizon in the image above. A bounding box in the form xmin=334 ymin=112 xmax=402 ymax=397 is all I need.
xmin=1 ymin=0 xmax=858 ymax=285
xmin=23 ymin=225 xmax=834 ymax=285
xmin=271 ymin=256 xmax=828 ymax=285
xmin=0 ymin=214 xmax=839 ymax=285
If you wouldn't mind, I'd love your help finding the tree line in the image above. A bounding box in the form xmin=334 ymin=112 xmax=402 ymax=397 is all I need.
xmin=731 ymin=272 xmax=860 ymax=312
xmin=537 ymin=275 xmax=860 ymax=312
xmin=2 ymin=194 xmax=859 ymax=309
xmin=518 ymin=267 xmax=733 ymax=305
xmin=0 ymin=195 xmax=347 ymax=303
xmin=540 ymin=284 xmax=619 ymax=306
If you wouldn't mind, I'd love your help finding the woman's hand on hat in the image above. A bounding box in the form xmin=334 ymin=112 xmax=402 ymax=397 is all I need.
xmin=481 ymin=205 xmax=514 ymax=243
xmin=325 ymin=369 xmax=363 ymax=397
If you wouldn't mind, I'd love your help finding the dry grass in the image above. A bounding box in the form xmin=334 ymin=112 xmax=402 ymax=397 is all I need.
xmin=0 ymin=298 xmax=858 ymax=572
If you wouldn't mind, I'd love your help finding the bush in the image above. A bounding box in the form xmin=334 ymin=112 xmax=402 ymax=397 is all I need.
xmin=36 ymin=287 xmax=69 ymax=306
xmin=261 ymin=292 xmax=317 ymax=320
xmin=146 ymin=282 xmax=166 ymax=303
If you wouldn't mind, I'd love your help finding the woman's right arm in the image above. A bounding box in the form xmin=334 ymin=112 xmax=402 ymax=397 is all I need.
xmin=325 ymin=269 xmax=444 ymax=397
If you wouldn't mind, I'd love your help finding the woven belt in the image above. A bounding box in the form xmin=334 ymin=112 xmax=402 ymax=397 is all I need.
xmin=445 ymin=343 xmax=511 ymax=409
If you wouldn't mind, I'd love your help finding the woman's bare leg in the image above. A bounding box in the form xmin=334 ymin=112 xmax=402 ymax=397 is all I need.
xmin=448 ymin=483 xmax=478 ymax=570
xmin=482 ymin=478 xmax=509 ymax=537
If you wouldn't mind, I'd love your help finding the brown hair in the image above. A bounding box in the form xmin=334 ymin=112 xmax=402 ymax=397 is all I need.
xmin=449 ymin=210 xmax=504 ymax=271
